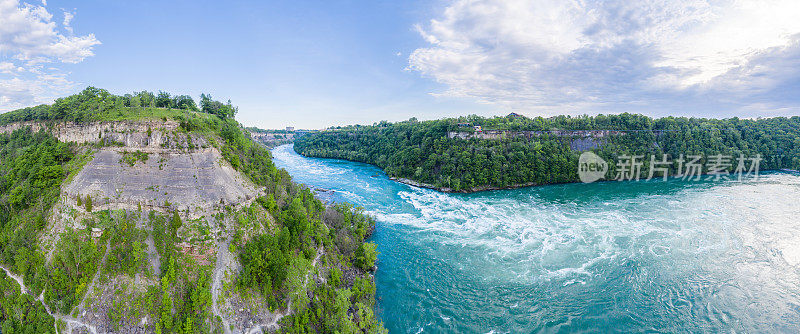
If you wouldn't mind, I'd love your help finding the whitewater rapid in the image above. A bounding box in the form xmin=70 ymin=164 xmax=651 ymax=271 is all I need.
xmin=271 ymin=144 xmax=800 ymax=332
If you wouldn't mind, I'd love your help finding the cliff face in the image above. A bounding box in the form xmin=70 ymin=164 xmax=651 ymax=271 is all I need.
xmin=63 ymin=149 xmax=259 ymax=215
xmin=248 ymin=130 xmax=296 ymax=148
xmin=0 ymin=119 xmax=273 ymax=333
xmin=0 ymin=93 xmax=385 ymax=333
xmin=0 ymin=120 xmax=179 ymax=147
xmin=446 ymin=129 xmax=625 ymax=150
xmin=1 ymin=120 xmax=258 ymax=216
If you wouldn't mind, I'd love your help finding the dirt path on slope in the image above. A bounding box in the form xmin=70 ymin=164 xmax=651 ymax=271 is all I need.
xmin=0 ymin=265 xmax=99 ymax=334
xmin=212 ymin=237 xmax=234 ymax=334
xmin=145 ymin=232 xmax=161 ymax=277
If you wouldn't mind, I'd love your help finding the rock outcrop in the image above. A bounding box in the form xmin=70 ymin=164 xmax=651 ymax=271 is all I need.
xmin=0 ymin=120 xmax=180 ymax=146
xmin=64 ymin=148 xmax=258 ymax=215
xmin=2 ymin=120 xmax=259 ymax=215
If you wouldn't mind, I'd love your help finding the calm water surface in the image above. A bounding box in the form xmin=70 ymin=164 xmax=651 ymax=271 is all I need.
xmin=271 ymin=144 xmax=800 ymax=333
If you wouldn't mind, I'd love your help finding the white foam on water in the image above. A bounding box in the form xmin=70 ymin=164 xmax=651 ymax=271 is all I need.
xmin=371 ymin=174 xmax=800 ymax=289
xmin=272 ymin=145 xmax=347 ymax=177
xmin=272 ymin=146 xmax=800 ymax=331
xmin=372 ymin=187 xmax=660 ymax=281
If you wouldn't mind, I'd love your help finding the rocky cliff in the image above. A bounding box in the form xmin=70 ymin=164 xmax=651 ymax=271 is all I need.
xmin=1 ymin=121 xmax=259 ymax=216
xmin=0 ymin=120 xmax=180 ymax=147
xmin=1 ymin=120 xmax=271 ymax=333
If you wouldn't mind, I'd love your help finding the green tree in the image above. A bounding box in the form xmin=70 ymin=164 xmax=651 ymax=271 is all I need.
xmin=170 ymin=211 xmax=182 ymax=231
xmin=84 ymin=195 xmax=92 ymax=212
xmin=354 ymin=242 xmax=378 ymax=270
xmin=155 ymin=91 xmax=172 ymax=108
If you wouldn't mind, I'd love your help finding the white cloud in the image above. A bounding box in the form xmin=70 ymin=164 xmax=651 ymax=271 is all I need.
xmin=0 ymin=73 xmax=70 ymax=107
xmin=410 ymin=0 xmax=800 ymax=116
xmin=62 ymin=10 xmax=73 ymax=33
xmin=0 ymin=0 xmax=100 ymax=110
xmin=0 ymin=62 xmax=16 ymax=74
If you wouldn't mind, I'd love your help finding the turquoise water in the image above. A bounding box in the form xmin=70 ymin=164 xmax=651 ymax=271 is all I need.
xmin=271 ymin=144 xmax=800 ymax=333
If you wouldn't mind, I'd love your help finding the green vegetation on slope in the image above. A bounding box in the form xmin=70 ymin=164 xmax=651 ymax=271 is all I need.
xmin=295 ymin=114 xmax=800 ymax=191
xmin=0 ymin=87 xmax=385 ymax=333
xmin=0 ymin=128 xmax=72 ymax=331
xmin=173 ymin=105 xmax=386 ymax=332
xmin=237 ymin=197 xmax=384 ymax=333
xmin=1 ymin=270 xmax=54 ymax=333
xmin=0 ymin=128 xmax=73 ymax=293
xmin=119 ymin=150 xmax=150 ymax=166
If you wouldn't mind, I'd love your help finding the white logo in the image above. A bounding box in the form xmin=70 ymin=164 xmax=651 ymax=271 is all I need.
xmin=578 ymin=152 xmax=608 ymax=183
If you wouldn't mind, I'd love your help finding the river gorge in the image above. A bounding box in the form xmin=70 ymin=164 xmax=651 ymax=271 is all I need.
xmin=272 ymin=144 xmax=800 ymax=333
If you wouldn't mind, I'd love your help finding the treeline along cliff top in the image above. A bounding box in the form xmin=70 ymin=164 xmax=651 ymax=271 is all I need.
xmin=294 ymin=114 xmax=800 ymax=192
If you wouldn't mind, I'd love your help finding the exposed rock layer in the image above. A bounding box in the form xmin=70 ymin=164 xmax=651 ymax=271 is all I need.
xmin=0 ymin=120 xmax=180 ymax=146
xmin=64 ymin=148 xmax=258 ymax=214
xmin=1 ymin=120 xmax=258 ymax=214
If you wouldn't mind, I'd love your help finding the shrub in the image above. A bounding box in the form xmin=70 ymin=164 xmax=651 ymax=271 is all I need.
xmin=354 ymin=242 xmax=377 ymax=270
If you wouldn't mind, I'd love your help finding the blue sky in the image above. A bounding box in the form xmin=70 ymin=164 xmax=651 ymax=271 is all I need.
xmin=2 ymin=0 xmax=800 ymax=129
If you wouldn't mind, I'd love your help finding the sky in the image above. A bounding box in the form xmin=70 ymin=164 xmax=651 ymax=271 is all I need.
xmin=1 ymin=0 xmax=800 ymax=129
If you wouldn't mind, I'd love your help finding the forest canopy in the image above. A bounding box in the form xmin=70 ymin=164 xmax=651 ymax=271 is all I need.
xmin=295 ymin=113 xmax=800 ymax=191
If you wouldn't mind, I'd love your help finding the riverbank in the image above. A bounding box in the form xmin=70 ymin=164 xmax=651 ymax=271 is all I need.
xmin=294 ymin=144 xmax=799 ymax=194
xmin=388 ymin=176 xmax=538 ymax=193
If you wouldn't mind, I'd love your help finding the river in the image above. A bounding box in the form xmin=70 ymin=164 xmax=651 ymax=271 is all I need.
xmin=271 ymin=144 xmax=800 ymax=333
